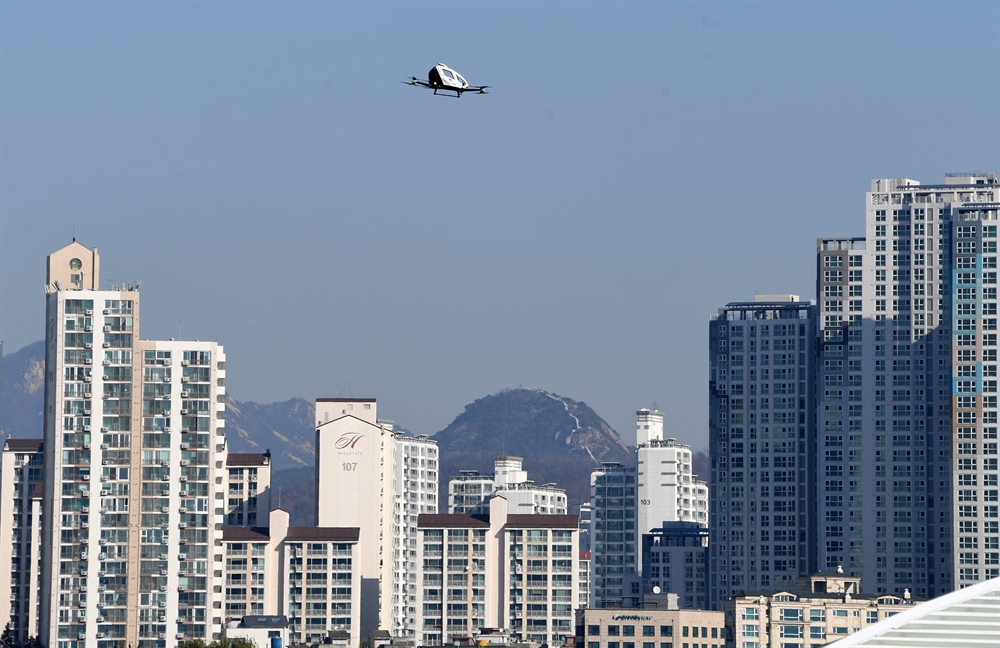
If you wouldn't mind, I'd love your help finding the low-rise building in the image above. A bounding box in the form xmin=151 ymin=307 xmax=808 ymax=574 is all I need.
xmin=723 ymin=572 xmax=922 ymax=648
xmin=578 ymin=604 xmax=726 ymax=648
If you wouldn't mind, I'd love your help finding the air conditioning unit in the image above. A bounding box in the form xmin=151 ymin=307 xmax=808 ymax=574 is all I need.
xmin=160 ymin=585 xmax=168 ymax=592
xmin=161 ymin=475 xmax=170 ymax=481
xmin=85 ymin=343 xmax=93 ymax=349
xmin=164 ymin=359 xmax=172 ymax=367
xmin=98 ymin=538 xmax=107 ymax=545
xmin=100 ymin=507 xmax=109 ymax=513
xmin=85 ymin=309 xmax=93 ymax=315
xmin=178 ymin=522 xmax=187 ymax=529
xmin=177 ymin=553 xmax=188 ymax=560
xmin=84 ymin=358 xmax=92 ymax=364
xmin=176 ymin=634 xmax=185 ymax=640
xmin=100 ymin=476 xmax=109 ymax=483
xmin=161 ymin=460 xmax=170 ymax=467
xmin=96 ymin=619 xmax=106 ymax=625
xmin=103 ymin=342 xmax=111 ymax=348
xmin=83 ymin=409 xmax=91 ymax=415
xmin=82 ymin=506 xmax=89 ymax=513
xmin=160 ymin=538 xmax=169 ymax=545
xmin=84 ymin=376 xmax=92 ymax=382
xmin=100 ymin=489 xmax=109 ymax=495
xmin=181 ymin=377 xmax=190 ymax=383
xmin=178 ymin=506 xmax=188 ymax=514
xmin=102 ymin=360 xmax=111 ymax=367
xmin=160 ymin=568 xmax=169 ymax=575
xmin=80 ymin=552 xmax=89 ymax=560
xmin=85 ymin=325 xmax=93 ymax=332
xmin=100 ymin=443 xmax=108 ymax=449
xmin=102 ymin=309 xmax=110 ymax=314
xmin=181 ymin=391 xmax=190 ymax=398
xmin=180 ymin=409 xmax=189 ymax=415
xmin=163 ymin=410 xmax=171 ymax=417
xmin=179 ymin=476 xmax=188 ymax=483
xmin=161 ymin=506 xmax=170 ymax=513
xmin=81 ymin=538 xmax=89 ymax=544
xmin=102 ymin=393 xmax=110 ymax=399
xmin=180 ymin=443 xmax=189 ymax=450
xmin=80 ymin=569 xmax=88 ymax=576
xmin=180 ymin=460 xmax=189 ymax=466
xmin=98 ymin=553 xmax=107 ymax=560
xmin=181 ymin=360 xmax=190 ymax=366
xmin=96 ymin=602 xmax=104 ymax=609
xmin=164 ymin=427 xmax=172 ymax=433
xmin=78 ymin=633 xmax=86 ymax=640
xmin=102 ymin=460 xmax=109 ymax=465
xmin=159 ymin=601 xmax=168 ymax=608
xmin=161 ymin=489 xmax=170 ymax=496
xmin=83 ymin=442 xmax=91 ymax=449
xmin=103 ymin=326 xmax=111 ymax=332
xmin=81 ymin=489 xmax=90 ymax=497
xmin=100 ymin=427 xmax=109 ymax=433
xmin=97 ymin=570 xmax=106 ymax=577
xmin=79 ymin=586 xmax=87 ymax=593
xmin=160 ymin=553 xmax=169 ymax=560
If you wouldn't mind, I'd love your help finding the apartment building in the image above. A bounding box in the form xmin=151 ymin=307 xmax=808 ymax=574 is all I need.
xmin=314 ymin=399 xmax=438 ymax=640
xmin=39 ymin=241 xmax=229 ymax=648
xmin=640 ymin=523 xmax=709 ymax=610
xmin=0 ymin=439 xmax=45 ymax=644
xmin=225 ymin=453 xmax=271 ymax=527
xmin=448 ymin=455 xmax=568 ymax=515
xmin=637 ymin=432 xmax=709 ymax=535
xmin=724 ymin=572 xmax=919 ymax=648
xmin=590 ymin=462 xmax=637 ymax=608
xmin=708 ymin=296 xmax=818 ymax=609
xmin=816 ymin=173 xmax=1000 ymax=598
xmin=414 ymin=496 xmax=579 ymax=647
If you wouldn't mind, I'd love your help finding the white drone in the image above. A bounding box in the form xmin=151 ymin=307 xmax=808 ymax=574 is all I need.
xmin=405 ymin=63 xmax=489 ymax=97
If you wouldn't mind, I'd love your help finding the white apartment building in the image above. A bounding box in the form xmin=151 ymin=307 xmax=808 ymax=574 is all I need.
xmin=635 ymin=414 xmax=708 ymax=535
xmin=314 ymin=399 xmax=438 ymax=640
xmin=817 ymin=173 xmax=1000 ymax=599
xmin=39 ymin=241 xmax=229 ymax=648
xmin=448 ymin=455 xmax=568 ymax=515
xmin=414 ymin=496 xmax=580 ymax=647
xmin=0 ymin=438 xmax=45 ymax=645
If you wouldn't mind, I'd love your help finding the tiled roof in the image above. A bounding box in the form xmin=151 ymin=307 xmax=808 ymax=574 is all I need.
xmin=285 ymin=527 xmax=360 ymax=542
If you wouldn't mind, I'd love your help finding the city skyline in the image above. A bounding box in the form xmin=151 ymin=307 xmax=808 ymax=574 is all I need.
xmin=2 ymin=2 xmax=997 ymax=448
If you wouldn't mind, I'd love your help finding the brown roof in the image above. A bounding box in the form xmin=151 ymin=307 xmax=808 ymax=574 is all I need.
xmin=30 ymin=483 xmax=44 ymax=499
xmin=506 ymin=514 xmax=579 ymax=529
xmin=316 ymin=398 xmax=376 ymax=403
xmin=227 ymin=453 xmax=270 ymax=466
xmin=4 ymin=438 xmax=43 ymax=451
xmin=418 ymin=514 xmax=491 ymax=529
xmin=285 ymin=527 xmax=360 ymax=542
xmin=223 ymin=527 xmax=271 ymax=541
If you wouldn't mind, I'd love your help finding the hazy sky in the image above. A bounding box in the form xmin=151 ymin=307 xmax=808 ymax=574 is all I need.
xmin=2 ymin=2 xmax=998 ymax=447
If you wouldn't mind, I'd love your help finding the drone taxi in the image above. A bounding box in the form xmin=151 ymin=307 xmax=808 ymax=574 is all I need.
xmin=405 ymin=63 xmax=489 ymax=97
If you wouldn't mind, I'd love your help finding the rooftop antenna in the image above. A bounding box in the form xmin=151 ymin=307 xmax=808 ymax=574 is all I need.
xmin=72 ymin=224 xmax=75 ymax=242
xmin=178 ymin=320 xmax=182 ymax=341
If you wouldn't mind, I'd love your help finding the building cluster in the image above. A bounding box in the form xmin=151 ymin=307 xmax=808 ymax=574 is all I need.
xmin=2 ymin=169 xmax=999 ymax=648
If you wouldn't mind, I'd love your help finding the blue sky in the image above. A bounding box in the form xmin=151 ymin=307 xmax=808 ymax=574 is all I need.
xmin=2 ymin=1 xmax=998 ymax=446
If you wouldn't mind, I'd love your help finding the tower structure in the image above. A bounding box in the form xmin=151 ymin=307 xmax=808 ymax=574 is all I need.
xmin=40 ymin=241 xmax=229 ymax=648
xmin=707 ymin=294 xmax=818 ymax=609
xmin=816 ymin=173 xmax=1000 ymax=598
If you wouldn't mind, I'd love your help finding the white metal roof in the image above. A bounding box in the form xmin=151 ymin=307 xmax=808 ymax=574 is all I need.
xmin=825 ymin=577 xmax=1000 ymax=648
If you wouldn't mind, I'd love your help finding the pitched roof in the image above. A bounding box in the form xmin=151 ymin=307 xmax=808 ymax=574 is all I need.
xmin=418 ymin=514 xmax=491 ymax=529
xmin=506 ymin=514 xmax=579 ymax=528
xmin=285 ymin=527 xmax=360 ymax=542
xmin=222 ymin=527 xmax=271 ymax=541
xmin=227 ymin=453 xmax=270 ymax=466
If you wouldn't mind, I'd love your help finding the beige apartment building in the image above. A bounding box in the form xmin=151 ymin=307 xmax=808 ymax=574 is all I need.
xmin=723 ymin=572 xmax=921 ymax=648
xmin=578 ymin=605 xmax=726 ymax=648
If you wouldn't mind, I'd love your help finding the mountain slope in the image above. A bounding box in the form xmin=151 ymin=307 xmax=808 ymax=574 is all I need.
xmin=0 ymin=340 xmax=46 ymax=439
xmin=223 ymin=396 xmax=316 ymax=471
xmin=434 ymin=388 xmax=633 ymax=509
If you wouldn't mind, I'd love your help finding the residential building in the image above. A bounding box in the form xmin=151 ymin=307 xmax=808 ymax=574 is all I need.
xmin=577 ymin=604 xmax=725 ymax=648
xmin=0 ymin=438 xmax=45 ymax=645
xmin=640 ymin=523 xmax=709 ymax=610
xmin=414 ymin=496 xmax=580 ymax=646
xmin=636 ymin=432 xmax=708 ymax=536
xmin=816 ymin=173 xmax=1000 ymax=598
xmin=590 ymin=462 xmax=637 ymax=608
xmin=708 ymin=295 xmax=818 ymax=609
xmin=314 ymin=399 xmax=439 ymax=640
xmin=225 ymin=452 xmax=271 ymax=527
xmin=724 ymin=572 xmax=921 ymax=648
xmin=39 ymin=241 xmax=230 ymax=648
xmin=579 ymin=551 xmax=592 ymax=609
xmin=448 ymin=455 xmax=568 ymax=515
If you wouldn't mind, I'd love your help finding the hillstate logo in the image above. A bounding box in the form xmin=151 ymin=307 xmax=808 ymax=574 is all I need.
xmin=335 ymin=433 xmax=364 ymax=449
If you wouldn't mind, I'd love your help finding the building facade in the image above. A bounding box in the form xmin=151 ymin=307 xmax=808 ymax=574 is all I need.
xmin=816 ymin=173 xmax=1000 ymax=598
xmin=708 ymin=295 xmax=818 ymax=609
xmin=414 ymin=497 xmax=580 ymax=647
xmin=0 ymin=439 xmax=45 ymax=645
xmin=448 ymin=455 xmax=568 ymax=516
xmin=315 ymin=399 xmax=439 ymax=640
xmin=636 ymin=435 xmax=709 ymax=537
xmin=225 ymin=453 xmax=271 ymax=527
xmin=590 ymin=463 xmax=637 ymax=608
xmin=39 ymin=242 xmax=230 ymax=648
xmin=724 ymin=572 xmax=920 ymax=648
xmin=578 ymin=605 xmax=726 ymax=648
xmin=640 ymin=524 xmax=709 ymax=611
